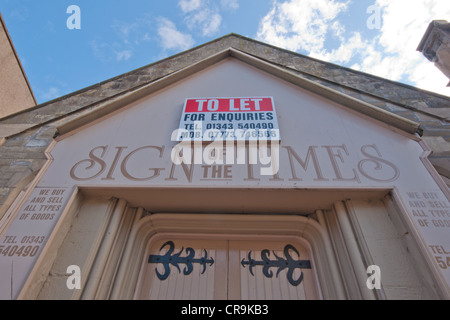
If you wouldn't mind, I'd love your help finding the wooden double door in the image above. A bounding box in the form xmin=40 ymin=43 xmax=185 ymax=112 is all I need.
xmin=134 ymin=237 xmax=321 ymax=300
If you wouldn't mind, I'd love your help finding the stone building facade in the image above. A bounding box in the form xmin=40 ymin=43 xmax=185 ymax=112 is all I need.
xmin=0 ymin=34 xmax=449 ymax=300
xmin=1 ymin=34 xmax=448 ymax=214
xmin=418 ymin=20 xmax=450 ymax=86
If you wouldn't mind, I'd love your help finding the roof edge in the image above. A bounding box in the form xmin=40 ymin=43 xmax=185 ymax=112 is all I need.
xmin=2 ymin=33 xmax=448 ymax=126
xmin=0 ymin=33 xmax=239 ymax=122
xmin=56 ymin=47 xmax=420 ymax=138
xmin=229 ymin=49 xmax=420 ymax=135
xmin=56 ymin=49 xmax=232 ymax=137
xmin=229 ymin=34 xmax=450 ymax=102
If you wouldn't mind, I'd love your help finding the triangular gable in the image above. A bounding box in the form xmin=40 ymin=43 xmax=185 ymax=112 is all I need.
xmin=56 ymin=48 xmax=420 ymax=138
xmin=38 ymin=54 xmax=424 ymax=192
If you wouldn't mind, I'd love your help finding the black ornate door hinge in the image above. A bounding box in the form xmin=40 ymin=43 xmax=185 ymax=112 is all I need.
xmin=241 ymin=244 xmax=311 ymax=286
xmin=148 ymin=241 xmax=215 ymax=281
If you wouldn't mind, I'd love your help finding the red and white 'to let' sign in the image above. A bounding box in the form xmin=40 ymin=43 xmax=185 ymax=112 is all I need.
xmin=177 ymin=97 xmax=280 ymax=141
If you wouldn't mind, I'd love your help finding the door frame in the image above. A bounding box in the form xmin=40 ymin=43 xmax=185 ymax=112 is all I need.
xmin=110 ymin=212 xmax=347 ymax=300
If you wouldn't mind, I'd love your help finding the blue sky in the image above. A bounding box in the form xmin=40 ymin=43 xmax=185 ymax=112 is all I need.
xmin=1 ymin=0 xmax=449 ymax=104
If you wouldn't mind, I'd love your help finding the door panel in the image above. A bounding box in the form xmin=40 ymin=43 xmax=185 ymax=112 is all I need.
xmin=135 ymin=237 xmax=320 ymax=300
xmin=228 ymin=240 xmax=319 ymax=300
xmin=135 ymin=239 xmax=227 ymax=300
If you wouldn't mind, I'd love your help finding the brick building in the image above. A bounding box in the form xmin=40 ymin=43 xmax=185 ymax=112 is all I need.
xmin=0 ymin=13 xmax=36 ymax=119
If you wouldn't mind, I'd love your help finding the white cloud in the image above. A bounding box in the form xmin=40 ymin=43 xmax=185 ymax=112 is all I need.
xmin=221 ymin=0 xmax=239 ymax=10
xmin=179 ymin=0 xmax=223 ymax=37
xmin=112 ymin=20 xmax=139 ymax=41
xmin=157 ymin=18 xmax=195 ymax=51
xmin=365 ymin=0 xmax=450 ymax=95
xmin=115 ymin=50 xmax=132 ymax=62
xmin=90 ymin=40 xmax=134 ymax=62
xmin=257 ymin=0 xmax=350 ymax=52
xmin=410 ymin=61 xmax=450 ymax=94
xmin=91 ymin=16 xmax=156 ymax=63
xmin=190 ymin=10 xmax=222 ymax=36
xmin=204 ymin=13 xmax=222 ymax=36
xmin=257 ymin=0 xmax=450 ymax=97
xmin=90 ymin=40 xmax=110 ymax=62
xmin=179 ymin=0 xmax=202 ymax=13
xmin=310 ymin=32 xmax=367 ymax=64
xmin=111 ymin=17 xmax=154 ymax=45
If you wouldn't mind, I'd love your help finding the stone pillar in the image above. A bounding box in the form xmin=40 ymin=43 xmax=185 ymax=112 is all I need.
xmin=417 ymin=20 xmax=450 ymax=86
